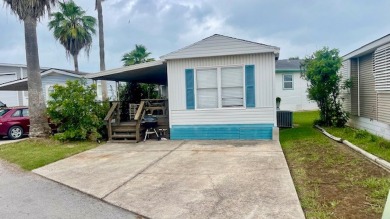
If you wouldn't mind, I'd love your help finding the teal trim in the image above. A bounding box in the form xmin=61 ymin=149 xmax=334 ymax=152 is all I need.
xmin=245 ymin=65 xmax=255 ymax=108
xmin=171 ymin=124 xmax=273 ymax=140
xmin=276 ymin=69 xmax=301 ymax=73
xmin=185 ymin=69 xmax=195 ymax=109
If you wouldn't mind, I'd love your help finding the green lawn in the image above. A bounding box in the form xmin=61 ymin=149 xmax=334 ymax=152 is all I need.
xmin=324 ymin=126 xmax=390 ymax=162
xmin=0 ymin=138 xmax=99 ymax=171
xmin=280 ymin=111 xmax=390 ymax=219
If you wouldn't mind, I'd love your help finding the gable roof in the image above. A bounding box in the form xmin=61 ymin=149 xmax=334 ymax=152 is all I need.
xmin=0 ymin=68 xmax=88 ymax=91
xmin=343 ymin=34 xmax=390 ymax=60
xmin=160 ymin=34 xmax=280 ymax=60
xmin=276 ymin=59 xmax=302 ymax=73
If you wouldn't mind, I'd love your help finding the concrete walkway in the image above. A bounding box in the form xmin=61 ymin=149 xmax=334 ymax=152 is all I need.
xmin=34 ymin=140 xmax=305 ymax=219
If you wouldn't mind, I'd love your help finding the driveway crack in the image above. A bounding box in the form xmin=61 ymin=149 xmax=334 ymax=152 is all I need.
xmin=101 ymin=141 xmax=186 ymax=199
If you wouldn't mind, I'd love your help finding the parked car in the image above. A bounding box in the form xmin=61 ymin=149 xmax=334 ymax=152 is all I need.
xmin=0 ymin=107 xmax=57 ymax=140
xmin=0 ymin=107 xmax=30 ymax=139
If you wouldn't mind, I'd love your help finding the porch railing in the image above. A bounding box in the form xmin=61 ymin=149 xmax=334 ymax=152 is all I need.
xmin=134 ymin=101 xmax=145 ymax=142
xmin=104 ymin=102 xmax=119 ymax=141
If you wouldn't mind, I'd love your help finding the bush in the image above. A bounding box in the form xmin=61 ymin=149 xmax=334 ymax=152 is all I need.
xmin=47 ymin=79 xmax=109 ymax=141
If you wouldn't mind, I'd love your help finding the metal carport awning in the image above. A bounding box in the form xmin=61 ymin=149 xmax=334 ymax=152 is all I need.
xmin=86 ymin=60 xmax=168 ymax=85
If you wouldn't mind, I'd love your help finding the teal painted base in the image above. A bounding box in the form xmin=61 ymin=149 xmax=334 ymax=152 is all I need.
xmin=171 ymin=124 xmax=273 ymax=140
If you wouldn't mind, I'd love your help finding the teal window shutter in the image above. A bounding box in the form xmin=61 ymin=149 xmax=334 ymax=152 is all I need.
xmin=245 ymin=65 xmax=255 ymax=107
xmin=185 ymin=69 xmax=195 ymax=109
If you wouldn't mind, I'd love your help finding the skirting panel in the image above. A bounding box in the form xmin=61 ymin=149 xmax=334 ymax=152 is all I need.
xmin=170 ymin=124 xmax=274 ymax=140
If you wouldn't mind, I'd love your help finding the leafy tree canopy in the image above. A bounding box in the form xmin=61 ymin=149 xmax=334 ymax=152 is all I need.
xmin=301 ymin=47 xmax=349 ymax=127
xmin=47 ymin=79 xmax=109 ymax=141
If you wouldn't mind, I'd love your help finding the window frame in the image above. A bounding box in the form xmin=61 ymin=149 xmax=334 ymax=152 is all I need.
xmin=194 ymin=65 xmax=246 ymax=110
xmin=283 ymin=74 xmax=294 ymax=90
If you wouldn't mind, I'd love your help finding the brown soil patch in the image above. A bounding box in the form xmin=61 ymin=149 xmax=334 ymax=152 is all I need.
xmin=284 ymin=137 xmax=389 ymax=219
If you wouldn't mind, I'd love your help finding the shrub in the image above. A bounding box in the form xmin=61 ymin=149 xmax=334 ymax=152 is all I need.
xmin=47 ymin=79 xmax=109 ymax=141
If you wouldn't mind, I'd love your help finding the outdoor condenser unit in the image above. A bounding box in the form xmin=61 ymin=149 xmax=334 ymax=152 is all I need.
xmin=277 ymin=110 xmax=293 ymax=128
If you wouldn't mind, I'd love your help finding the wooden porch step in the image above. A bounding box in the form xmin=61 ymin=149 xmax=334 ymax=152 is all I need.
xmin=108 ymin=140 xmax=138 ymax=143
xmin=112 ymin=134 xmax=137 ymax=139
xmin=112 ymin=127 xmax=137 ymax=132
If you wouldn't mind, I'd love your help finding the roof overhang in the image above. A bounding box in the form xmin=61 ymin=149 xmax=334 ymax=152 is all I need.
xmin=0 ymin=69 xmax=84 ymax=91
xmin=343 ymin=34 xmax=390 ymax=60
xmin=86 ymin=60 xmax=168 ymax=85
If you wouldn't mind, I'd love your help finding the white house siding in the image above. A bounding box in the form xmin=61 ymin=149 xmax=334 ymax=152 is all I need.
xmin=358 ymin=53 xmax=377 ymax=120
xmin=349 ymin=115 xmax=390 ymax=141
xmin=0 ymin=65 xmax=27 ymax=106
xmin=378 ymin=92 xmax=390 ymax=124
xmin=275 ymin=73 xmax=317 ymax=111
xmin=340 ymin=60 xmax=351 ymax=112
xmin=167 ymin=53 xmax=276 ymax=127
xmin=350 ymin=59 xmax=359 ymax=115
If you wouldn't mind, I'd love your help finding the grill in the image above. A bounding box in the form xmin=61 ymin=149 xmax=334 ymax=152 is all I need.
xmin=142 ymin=115 xmax=160 ymax=141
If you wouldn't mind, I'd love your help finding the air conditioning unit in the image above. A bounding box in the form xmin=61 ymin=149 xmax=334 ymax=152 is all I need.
xmin=277 ymin=110 xmax=293 ymax=128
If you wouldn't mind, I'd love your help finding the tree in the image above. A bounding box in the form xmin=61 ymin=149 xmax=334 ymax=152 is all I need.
xmin=47 ymin=79 xmax=109 ymax=141
xmin=48 ymin=0 xmax=96 ymax=73
xmin=121 ymin=44 xmax=155 ymax=66
xmin=119 ymin=45 xmax=157 ymax=120
xmin=95 ymin=0 xmax=108 ymax=100
xmin=301 ymin=47 xmax=349 ymax=127
xmin=3 ymin=0 xmax=54 ymax=137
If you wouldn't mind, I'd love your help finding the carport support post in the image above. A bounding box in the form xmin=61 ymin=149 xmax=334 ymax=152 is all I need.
xmin=116 ymin=81 xmax=119 ymax=101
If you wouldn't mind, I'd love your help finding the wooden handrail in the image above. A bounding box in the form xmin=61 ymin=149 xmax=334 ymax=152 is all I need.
xmin=104 ymin=102 xmax=118 ymax=121
xmin=134 ymin=101 xmax=145 ymax=121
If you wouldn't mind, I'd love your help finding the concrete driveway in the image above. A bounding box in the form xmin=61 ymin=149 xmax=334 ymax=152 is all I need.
xmin=33 ymin=140 xmax=305 ymax=219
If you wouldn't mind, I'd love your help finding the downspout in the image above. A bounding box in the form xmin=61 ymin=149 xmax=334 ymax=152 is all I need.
xmin=357 ymin=57 xmax=360 ymax=117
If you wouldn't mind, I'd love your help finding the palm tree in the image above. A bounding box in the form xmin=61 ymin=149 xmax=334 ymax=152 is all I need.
xmin=121 ymin=45 xmax=157 ymax=100
xmin=95 ymin=0 xmax=108 ymax=100
xmin=122 ymin=45 xmax=155 ymax=66
xmin=3 ymin=0 xmax=54 ymax=137
xmin=48 ymin=1 xmax=96 ymax=73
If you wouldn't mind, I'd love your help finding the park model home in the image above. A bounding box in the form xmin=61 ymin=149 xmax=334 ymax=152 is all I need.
xmin=341 ymin=34 xmax=390 ymax=140
xmin=88 ymin=34 xmax=280 ymax=140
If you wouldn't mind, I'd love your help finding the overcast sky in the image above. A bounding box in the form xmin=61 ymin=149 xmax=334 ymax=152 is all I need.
xmin=1 ymin=0 xmax=390 ymax=73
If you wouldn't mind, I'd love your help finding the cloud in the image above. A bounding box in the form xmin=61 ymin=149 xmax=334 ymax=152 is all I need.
xmin=1 ymin=0 xmax=390 ymax=72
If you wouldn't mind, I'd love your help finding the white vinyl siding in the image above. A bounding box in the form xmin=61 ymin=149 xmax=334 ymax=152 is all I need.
xmin=283 ymin=74 xmax=293 ymax=90
xmin=167 ymin=53 xmax=276 ymax=127
xmin=196 ymin=68 xmax=218 ymax=109
xmin=373 ymin=43 xmax=390 ymax=91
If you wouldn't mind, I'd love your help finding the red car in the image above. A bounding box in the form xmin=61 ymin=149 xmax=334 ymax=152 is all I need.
xmin=0 ymin=107 xmax=30 ymax=140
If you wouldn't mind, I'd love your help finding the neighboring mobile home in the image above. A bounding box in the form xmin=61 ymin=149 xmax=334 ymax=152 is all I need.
xmin=341 ymin=34 xmax=390 ymax=140
xmin=0 ymin=67 xmax=116 ymax=105
xmin=88 ymin=34 xmax=280 ymax=140
xmin=0 ymin=63 xmax=48 ymax=106
xmin=275 ymin=59 xmax=317 ymax=111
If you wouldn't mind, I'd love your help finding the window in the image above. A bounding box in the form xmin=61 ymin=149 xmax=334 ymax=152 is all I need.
xmin=47 ymin=85 xmax=55 ymax=100
xmin=221 ymin=67 xmax=244 ymax=107
xmin=196 ymin=66 xmax=244 ymax=109
xmin=196 ymin=68 xmax=218 ymax=109
xmin=12 ymin=110 xmax=21 ymax=117
xmin=22 ymin=109 xmax=29 ymax=117
xmin=283 ymin=74 xmax=293 ymax=90
xmin=0 ymin=109 xmax=10 ymax=117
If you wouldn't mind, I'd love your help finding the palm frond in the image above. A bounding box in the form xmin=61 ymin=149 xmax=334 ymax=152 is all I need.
xmin=4 ymin=0 xmax=56 ymax=20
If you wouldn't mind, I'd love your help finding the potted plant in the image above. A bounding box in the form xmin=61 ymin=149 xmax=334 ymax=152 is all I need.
xmin=276 ymin=97 xmax=281 ymax=110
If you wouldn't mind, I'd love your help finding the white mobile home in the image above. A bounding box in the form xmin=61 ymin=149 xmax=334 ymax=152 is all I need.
xmin=0 ymin=68 xmax=116 ymax=104
xmin=88 ymin=34 xmax=280 ymax=140
xmin=275 ymin=59 xmax=317 ymax=111
xmin=341 ymin=34 xmax=390 ymax=140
